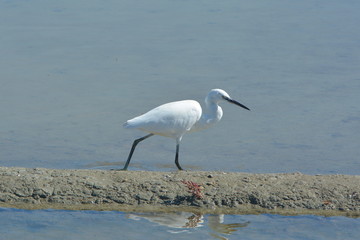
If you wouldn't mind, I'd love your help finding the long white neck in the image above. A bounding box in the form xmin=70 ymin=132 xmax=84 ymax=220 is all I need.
xmin=191 ymin=98 xmax=223 ymax=132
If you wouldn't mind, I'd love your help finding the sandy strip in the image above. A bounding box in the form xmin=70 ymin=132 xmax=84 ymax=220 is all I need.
xmin=0 ymin=167 xmax=359 ymax=216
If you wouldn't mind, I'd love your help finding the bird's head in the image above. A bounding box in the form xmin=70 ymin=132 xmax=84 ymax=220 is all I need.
xmin=206 ymin=89 xmax=250 ymax=111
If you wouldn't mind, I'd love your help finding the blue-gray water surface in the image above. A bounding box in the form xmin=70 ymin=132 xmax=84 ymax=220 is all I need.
xmin=0 ymin=208 xmax=359 ymax=240
xmin=0 ymin=0 xmax=359 ymax=239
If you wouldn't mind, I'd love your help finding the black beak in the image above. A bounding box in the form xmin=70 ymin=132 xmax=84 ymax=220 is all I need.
xmin=222 ymin=96 xmax=250 ymax=111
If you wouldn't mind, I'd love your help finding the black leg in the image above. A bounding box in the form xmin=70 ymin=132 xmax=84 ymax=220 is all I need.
xmin=122 ymin=133 xmax=154 ymax=170
xmin=174 ymin=143 xmax=183 ymax=170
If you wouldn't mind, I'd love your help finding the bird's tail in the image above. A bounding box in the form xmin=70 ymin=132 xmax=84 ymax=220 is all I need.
xmin=123 ymin=119 xmax=140 ymax=129
xmin=123 ymin=121 xmax=131 ymax=129
xmin=123 ymin=114 xmax=147 ymax=129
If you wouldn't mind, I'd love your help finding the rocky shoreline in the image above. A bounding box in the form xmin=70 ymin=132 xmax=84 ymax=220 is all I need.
xmin=0 ymin=167 xmax=359 ymax=216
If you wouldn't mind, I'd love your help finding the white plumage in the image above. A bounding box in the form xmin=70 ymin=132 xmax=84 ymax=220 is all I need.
xmin=124 ymin=100 xmax=202 ymax=139
xmin=122 ymin=89 xmax=250 ymax=170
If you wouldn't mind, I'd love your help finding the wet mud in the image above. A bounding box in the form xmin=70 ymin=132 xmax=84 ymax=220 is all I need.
xmin=0 ymin=167 xmax=359 ymax=216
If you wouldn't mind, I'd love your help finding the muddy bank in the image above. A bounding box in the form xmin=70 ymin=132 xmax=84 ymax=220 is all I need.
xmin=0 ymin=167 xmax=359 ymax=216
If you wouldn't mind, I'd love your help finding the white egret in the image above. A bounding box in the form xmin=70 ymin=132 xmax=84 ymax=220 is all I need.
xmin=122 ymin=89 xmax=250 ymax=170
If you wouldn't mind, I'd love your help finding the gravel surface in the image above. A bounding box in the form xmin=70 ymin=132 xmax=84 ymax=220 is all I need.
xmin=0 ymin=167 xmax=359 ymax=216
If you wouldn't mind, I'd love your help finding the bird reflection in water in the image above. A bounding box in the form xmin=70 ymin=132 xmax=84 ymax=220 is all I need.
xmin=127 ymin=212 xmax=250 ymax=239
xmin=208 ymin=215 xmax=250 ymax=239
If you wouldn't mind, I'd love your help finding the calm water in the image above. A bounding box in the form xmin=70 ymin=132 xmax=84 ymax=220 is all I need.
xmin=0 ymin=208 xmax=359 ymax=240
xmin=0 ymin=0 xmax=359 ymax=239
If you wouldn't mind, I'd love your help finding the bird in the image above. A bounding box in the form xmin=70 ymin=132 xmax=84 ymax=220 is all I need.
xmin=122 ymin=89 xmax=250 ymax=170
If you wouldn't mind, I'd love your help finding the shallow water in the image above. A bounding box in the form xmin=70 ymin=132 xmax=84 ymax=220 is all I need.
xmin=1 ymin=0 xmax=360 ymax=174
xmin=0 ymin=208 xmax=359 ymax=240
xmin=0 ymin=0 xmax=359 ymax=239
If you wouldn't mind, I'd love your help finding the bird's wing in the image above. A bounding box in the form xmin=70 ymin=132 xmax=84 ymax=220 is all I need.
xmin=124 ymin=100 xmax=202 ymax=138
